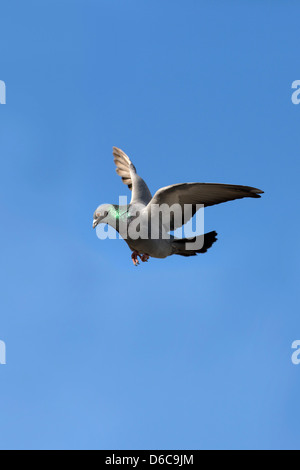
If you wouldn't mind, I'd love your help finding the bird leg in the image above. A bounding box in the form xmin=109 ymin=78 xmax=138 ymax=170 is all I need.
xmin=131 ymin=250 xmax=140 ymax=266
xmin=131 ymin=251 xmax=150 ymax=265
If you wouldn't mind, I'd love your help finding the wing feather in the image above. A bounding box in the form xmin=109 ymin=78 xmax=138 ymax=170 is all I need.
xmin=112 ymin=147 xmax=152 ymax=204
xmin=147 ymin=183 xmax=264 ymax=230
xmin=112 ymin=147 xmax=135 ymax=190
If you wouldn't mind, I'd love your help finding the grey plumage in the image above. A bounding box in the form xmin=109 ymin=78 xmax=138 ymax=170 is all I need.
xmin=113 ymin=147 xmax=152 ymax=205
xmin=113 ymin=147 xmax=135 ymax=190
xmin=147 ymin=182 xmax=263 ymax=230
xmin=93 ymin=147 xmax=264 ymax=264
xmin=172 ymin=231 xmax=218 ymax=257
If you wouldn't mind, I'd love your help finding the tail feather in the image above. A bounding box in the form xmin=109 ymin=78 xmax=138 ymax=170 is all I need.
xmin=173 ymin=231 xmax=218 ymax=257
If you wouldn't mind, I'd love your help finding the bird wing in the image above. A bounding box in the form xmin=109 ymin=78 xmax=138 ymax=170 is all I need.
xmin=113 ymin=147 xmax=135 ymax=190
xmin=112 ymin=147 xmax=152 ymax=204
xmin=146 ymin=182 xmax=264 ymax=230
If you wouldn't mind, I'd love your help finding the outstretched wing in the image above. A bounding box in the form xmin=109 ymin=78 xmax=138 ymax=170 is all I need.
xmin=113 ymin=147 xmax=136 ymax=190
xmin=147 ymin=182 xmax=264 ymax=230
xmin=112 ymin=147 xmax=152 ymax=204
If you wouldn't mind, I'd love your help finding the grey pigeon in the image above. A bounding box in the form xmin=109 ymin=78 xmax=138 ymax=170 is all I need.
xmin=93 ymin=147 xmax=263 ymax=266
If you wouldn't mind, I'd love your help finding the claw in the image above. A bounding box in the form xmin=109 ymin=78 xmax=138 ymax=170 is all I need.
xmin=131 ymin=251 xmax=150 ymax=266
xmin=131 ymin=250 xmax=140 ymax=266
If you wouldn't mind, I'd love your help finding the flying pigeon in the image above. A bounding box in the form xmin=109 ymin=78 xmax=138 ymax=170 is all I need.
xmin=93 ymin=147 xmax=263 ymax=266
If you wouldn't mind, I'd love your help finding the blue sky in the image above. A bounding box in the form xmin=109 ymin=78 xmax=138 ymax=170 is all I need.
xmin=0 ymin=0 xmax=299 ymax=450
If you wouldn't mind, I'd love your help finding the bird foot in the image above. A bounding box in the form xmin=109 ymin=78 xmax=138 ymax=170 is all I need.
xmin=131 ymin=251 xmax=140 ymax=266
xmin=131 ymin=251 xmax=150 ymax=266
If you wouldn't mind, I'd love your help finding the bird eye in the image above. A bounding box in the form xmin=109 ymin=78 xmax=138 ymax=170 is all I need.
xmin=95 ymin=211 xmax=108 ymax=220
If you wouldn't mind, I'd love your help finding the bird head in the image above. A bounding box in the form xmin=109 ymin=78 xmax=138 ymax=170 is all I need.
xmin=92 ymin=204 xmax=111 ymax=229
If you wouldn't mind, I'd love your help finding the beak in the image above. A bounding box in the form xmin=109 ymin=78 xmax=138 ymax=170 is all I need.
xmin=93 ymin=218 xmax=99 ymax=229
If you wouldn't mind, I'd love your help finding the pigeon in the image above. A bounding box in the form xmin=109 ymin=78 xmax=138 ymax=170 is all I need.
xmin=93 ymin=147 xmax=263 ymax=266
